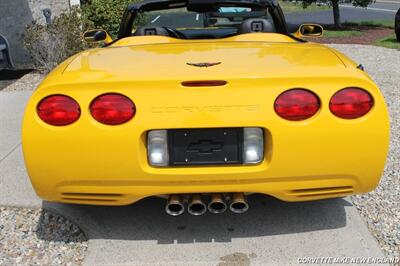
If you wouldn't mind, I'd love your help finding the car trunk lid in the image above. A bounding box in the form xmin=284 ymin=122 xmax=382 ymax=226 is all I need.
xmin=63 ymin=41 xmax=347 ymax=81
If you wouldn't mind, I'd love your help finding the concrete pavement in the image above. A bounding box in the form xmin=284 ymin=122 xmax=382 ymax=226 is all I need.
xmin=0 ymin=91 xmax=31 ymax=161
xmin=0 ymin=90 xmax=386 ymax=265
xmin=45 ymin=197 xmax=385 ymax=265
xmin=0 ymin=91 xmax=41 ymax=208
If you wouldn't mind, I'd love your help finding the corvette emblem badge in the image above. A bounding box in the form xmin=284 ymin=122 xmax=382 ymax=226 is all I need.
xmin=187 ymin=62 xmax=221 ymax=67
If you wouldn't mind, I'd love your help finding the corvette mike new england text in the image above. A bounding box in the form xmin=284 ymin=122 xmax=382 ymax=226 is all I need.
xmin=297 ymin=256 xmax=399 ymax=264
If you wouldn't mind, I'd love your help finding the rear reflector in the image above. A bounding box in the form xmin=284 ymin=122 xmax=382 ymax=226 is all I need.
xmin=37 ymin=95 xmax=80 ymax=126
xmin=90 ymin=93 xmax=135 ymax=125
xmin=181 ymin=80 xmax=227 ymax=87
xmin=274 ymin=89 xmax=320 ymax=121
xmin=329 ymin=88 xmax=373 ymax=119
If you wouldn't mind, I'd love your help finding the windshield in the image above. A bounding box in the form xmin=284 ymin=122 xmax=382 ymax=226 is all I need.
xmin=136 ymin=6 xmax=271 ymax=29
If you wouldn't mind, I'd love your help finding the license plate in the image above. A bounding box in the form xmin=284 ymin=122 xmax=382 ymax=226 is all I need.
xmin=168 ymin=128 xmax=243 ymax=166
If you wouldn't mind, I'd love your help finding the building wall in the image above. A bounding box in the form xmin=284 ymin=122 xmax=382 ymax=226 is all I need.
xmin=0 ymin=0 xmax=74 ymax=66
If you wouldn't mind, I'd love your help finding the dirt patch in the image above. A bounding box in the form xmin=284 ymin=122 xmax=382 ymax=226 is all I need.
xmin=218 ymin=252 xmax=253 ymax=266
xmin=308 ymin=27 xmax=393 ymax=45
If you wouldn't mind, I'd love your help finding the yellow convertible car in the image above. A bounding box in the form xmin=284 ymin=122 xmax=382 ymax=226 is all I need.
xmin=23 ymin=0 xmax=389 ymax=216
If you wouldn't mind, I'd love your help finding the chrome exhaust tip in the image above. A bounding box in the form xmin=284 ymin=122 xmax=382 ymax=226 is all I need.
xmin=188 ymin=194 xmax=207 ymax=216
xmin=165 ymin=195 xmax=185 ymax=216
xmin=207 ymin=193 xmax=227 ymax=214
xmin=229 ymin=193 xmax=249 ymax=214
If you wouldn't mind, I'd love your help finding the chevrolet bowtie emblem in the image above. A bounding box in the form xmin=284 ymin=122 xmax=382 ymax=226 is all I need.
xmin=187 ymin=140 xmax=223 ymax=154
xmin=186 ymin=62 xmax=221 ymax=67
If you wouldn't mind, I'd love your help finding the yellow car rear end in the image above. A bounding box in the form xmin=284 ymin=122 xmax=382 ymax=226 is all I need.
xmin=22 ymin=36 xmax=389 ymax=215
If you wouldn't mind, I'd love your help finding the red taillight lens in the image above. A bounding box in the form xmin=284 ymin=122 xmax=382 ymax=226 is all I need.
xmin=274 ymin=89 xmax=320 ymax=121
xmin=90 ymin=93 xmax=135 ymax=125
xmin=37 ymin=95 xmax=80 ymax=126
xmin=329 ymin=88 xmax=373 ymax=119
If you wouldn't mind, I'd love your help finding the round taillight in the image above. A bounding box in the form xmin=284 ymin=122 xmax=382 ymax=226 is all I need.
xmin=90 ymin=93 xmax=135 ymax=125
xmin=329 ymin=88 xmax=373 ymax=119
xmin=274 ymin=89 xmax=320 ymax=121
xmin=37 ymin=95 xmax=80 ymax=126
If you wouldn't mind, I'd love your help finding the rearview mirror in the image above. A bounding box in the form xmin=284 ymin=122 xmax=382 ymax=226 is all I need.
xmin=296 ymin=24 xmax=323 ymax=37
xmin=83 ymin=29 xmax=113 ymax=44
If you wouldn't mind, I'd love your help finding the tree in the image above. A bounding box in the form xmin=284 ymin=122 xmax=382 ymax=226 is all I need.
xmin=81 ymin=0 xmax=146 ymax=37
xmin=296 ymin=0 xmax=375 ymax=29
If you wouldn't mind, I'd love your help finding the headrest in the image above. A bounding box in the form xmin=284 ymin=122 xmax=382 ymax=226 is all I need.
xmin=239 ymin=18 xmax=274 ymax=34
xmin=133 ymin=26 xmax=169 ymax=36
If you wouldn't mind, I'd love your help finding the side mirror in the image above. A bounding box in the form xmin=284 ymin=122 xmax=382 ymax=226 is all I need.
xmin=296 ymin=24 xmax=324 ymax=37
xmin=83 ymin=29 xmax=113 ymax=44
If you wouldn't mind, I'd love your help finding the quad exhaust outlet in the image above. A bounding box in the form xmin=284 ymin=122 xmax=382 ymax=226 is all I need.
xmin=165 ymin=193 xmax=249 ymax=216
xmin=207 ymin=193 xmax=227 ymax=214
xmin=229 ymin=193 xmax=249 ymax=214
xmin=188 ymin=194 xmax=207 ymax=216
xmin=165 ymin=195 xmax=185 ymax=216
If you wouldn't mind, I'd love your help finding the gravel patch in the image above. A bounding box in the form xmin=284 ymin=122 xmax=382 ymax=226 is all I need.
xmin=0 ymin=207 xmax=88 ymax=265
xmin=0 ymin=80 xmax=18 ymax=91
xmin=330 ymin=44 xmax=400 ymax=261
xmin=1 ymin=74 xmax=44 ymax=92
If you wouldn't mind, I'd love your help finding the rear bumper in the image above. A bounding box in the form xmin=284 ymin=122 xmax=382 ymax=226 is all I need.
xmin=22 ymin=77 xmax=390 ymax=206
xmin=52 ymin=175 xmax=359 ymax=205
xmin=23 ymin=118 xmax=389 ymax=206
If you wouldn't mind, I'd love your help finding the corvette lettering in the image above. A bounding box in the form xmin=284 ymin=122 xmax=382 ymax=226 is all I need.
xmin=151 ymin=105 xmax=261 ymax=113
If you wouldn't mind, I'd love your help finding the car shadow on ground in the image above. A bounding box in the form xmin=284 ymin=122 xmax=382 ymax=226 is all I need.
xmin=40 ymin=194 xmax=351 ymax=244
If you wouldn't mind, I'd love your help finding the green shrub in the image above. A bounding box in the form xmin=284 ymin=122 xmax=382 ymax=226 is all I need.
xmin=23 ymin=1 xmax=146 ymax=73
xmin=23 ymin=7 xmax=94 ymax=73
xmin=82 ymin=0 xmax=146 ymax=37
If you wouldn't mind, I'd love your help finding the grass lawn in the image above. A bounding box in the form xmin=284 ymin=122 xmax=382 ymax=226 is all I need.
xmin=279 ymin=1 xmax=329 ymax=13
xmin=343 ymin=19 xmax=395 ymax=29
xmin=376 ymin=35 xmax=400 ymax=50
xmin=323 ymin=30 xmax=363 ymax=38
